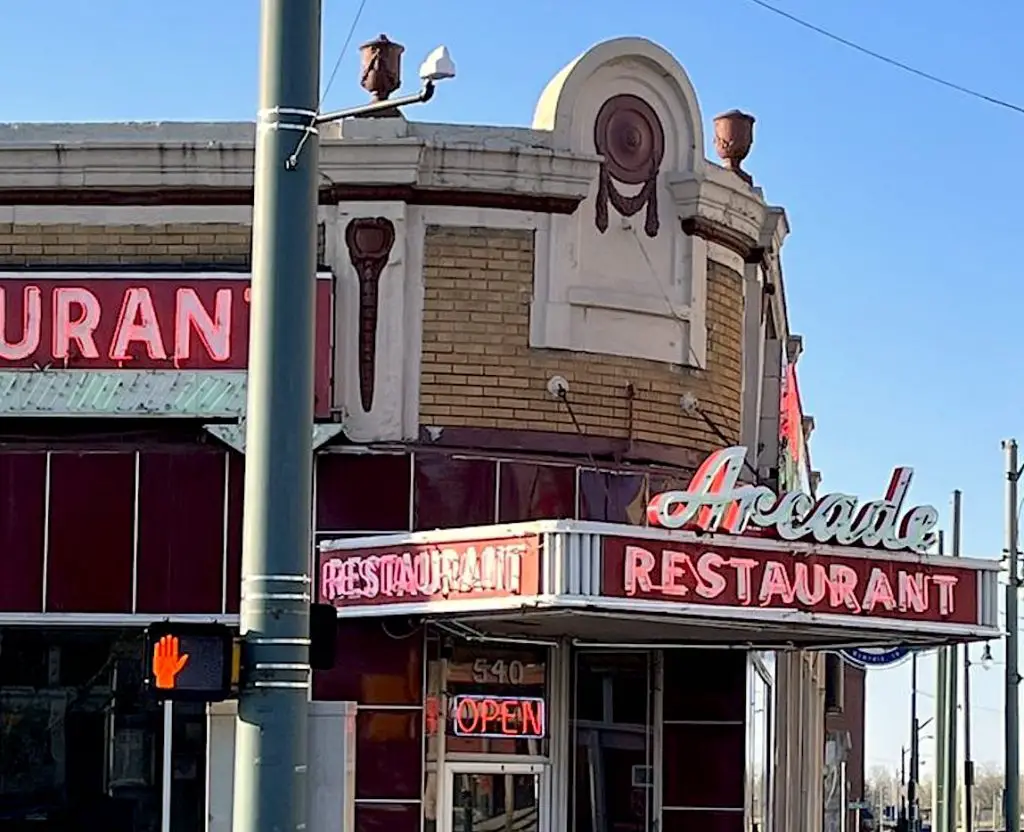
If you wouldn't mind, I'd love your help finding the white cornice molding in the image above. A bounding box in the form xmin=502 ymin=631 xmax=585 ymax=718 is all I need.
xmin=0 ymin=133 xmax=600 ymax=203
xmin=669 ymin=164 xmax=768 ymax=249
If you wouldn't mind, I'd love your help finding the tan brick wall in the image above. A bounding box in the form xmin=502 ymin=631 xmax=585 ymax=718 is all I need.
xmin=0 ymin=223 xmax=326 ymax=267
xmin=0 ymin=223 xmax=252 ymax=266
xmin=419 ymin=226 xmax=744 ymax=455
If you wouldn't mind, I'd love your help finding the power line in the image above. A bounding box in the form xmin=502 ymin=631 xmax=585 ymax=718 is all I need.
xmin=741 ymin=0 xmax=1024 ymax=116
xmin=321 ymin=0 xmax=369 ymax=107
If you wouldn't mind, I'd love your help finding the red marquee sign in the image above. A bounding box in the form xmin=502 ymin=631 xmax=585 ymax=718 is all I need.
xmin=319 ymin=536 xmax=542 ymax=608
xmin=647 ymin=445 xmax=939 ymax=554
xmin=604 ymin=537 xmax=979 ymax=625
xmin=450 ymin=694 xmax=546 ymax=739
xmin=0 ymin=274 xmax=333 ymax=372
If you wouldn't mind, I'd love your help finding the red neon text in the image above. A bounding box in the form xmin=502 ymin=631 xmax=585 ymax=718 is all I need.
xmin=451 ymin=695 xmax=545 ymax=739
xmin=321 ymin=542 xmax=528 ymax=602
xmin=623 ymin=545 xmax=960 ymax=617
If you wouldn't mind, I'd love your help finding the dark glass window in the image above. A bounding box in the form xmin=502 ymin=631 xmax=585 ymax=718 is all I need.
xmin=414 ymin=455 xmax=496 ymax=530
xmin=316 ymin=453 xmax=411 ymax=533
xmin=577 ymin=470 xmax=647 ymax=524
xmin=498 ymin=462 xmax=575 ymax=522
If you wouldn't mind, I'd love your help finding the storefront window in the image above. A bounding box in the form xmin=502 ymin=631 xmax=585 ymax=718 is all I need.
xmin=424 ymin=633 xmax=550 ymax=832
xmin=577 ymin=470 xmax=647 ymax=524
xmin=0 ymin=627 xmax=205 ymax=832
xmin=497 ymin=461 xmax=576 ymax=522
xmin=415 ymin=455 xmax=497 ymax=530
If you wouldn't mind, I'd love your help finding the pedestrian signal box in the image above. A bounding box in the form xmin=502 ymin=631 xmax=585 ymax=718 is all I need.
xmin=144 ymin=622 xmax=235 ymax=702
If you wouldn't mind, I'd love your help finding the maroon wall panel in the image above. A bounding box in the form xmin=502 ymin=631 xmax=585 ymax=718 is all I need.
xmin=136 ymin=451 xmax=226 ymax=614
xmin=0 ymin=453 xmax=47 ymax=612
xmin=414 ymin=455 xmax=496 ymax=530
xmin=313 ymin=619 xmax=423 ymax=705
xmin=355 ymin=710 xmax=422 ymax=800
xmin=316 ymin=453 xmax=411 ymax=533
xmin=661 ymin=810 xmax=743 ymax=832
xmin=225 ymin=452 xmax=244 ymax=614
xmin=498 ymin=462 xmax=576 ymax=522
xmin=354 ymin=804 xmax=420 ymax=832
xmin=47 ymin=452 xmax=135 ymax=613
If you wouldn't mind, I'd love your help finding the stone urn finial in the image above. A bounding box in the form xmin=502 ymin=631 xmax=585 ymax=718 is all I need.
xmin=359 ymin=34 xmax=404 ymax=103
xmin=713 ymin=110 xmax=756 ymax=185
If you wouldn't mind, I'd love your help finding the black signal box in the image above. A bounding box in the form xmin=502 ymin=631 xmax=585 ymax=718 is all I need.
xmin=143 ymin=621 xmax=235 ymax=703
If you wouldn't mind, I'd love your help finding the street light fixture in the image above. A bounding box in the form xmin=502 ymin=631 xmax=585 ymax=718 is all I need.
xmin=286 ymin=43 xmax=457 ymax=170
xmin=981 ymin=642 xmax=994 ymax=671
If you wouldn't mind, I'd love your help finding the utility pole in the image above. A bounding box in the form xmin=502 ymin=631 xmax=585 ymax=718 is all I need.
xmin=947 ymin=491 xmax=962 ymax=832
xmin=1004 ymin=439 xmax=1020 ymax=832
xmin=233 ymin=3 xmax=322 ymax=832
xmin=909 ymin=652 xmax=920 ymax=832
xmin=936 ymin=528 xmax=949 ymax=832
xmin=964 ymin=639 xmax=974 ymax=832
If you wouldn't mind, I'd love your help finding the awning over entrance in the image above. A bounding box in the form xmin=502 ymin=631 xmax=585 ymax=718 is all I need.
xmin=317 ymin=520 xmax=1001 ymax=650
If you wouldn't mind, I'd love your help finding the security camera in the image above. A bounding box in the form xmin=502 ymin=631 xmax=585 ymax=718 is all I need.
xmin=680 ymin=392 xmax=699 ymax=413
xmin=419 ymin=46 xmax=456 ymax=83
xmin=547 ymin=375 xmax=569 ymax=399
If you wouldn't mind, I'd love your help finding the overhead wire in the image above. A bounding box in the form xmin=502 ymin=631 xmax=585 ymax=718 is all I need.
xmin=741 ymin=0 xmax=1024 ymax=116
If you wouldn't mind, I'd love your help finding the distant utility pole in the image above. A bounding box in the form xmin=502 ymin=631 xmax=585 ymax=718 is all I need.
xmin=1004 ymin=439 xmax=1020 ymax=832
xmin=233 ymin=3 xmax=322 ymax=832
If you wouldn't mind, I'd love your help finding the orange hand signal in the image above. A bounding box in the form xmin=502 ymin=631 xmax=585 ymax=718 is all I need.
xmin=152 ymin=635 xmax=189 ymax=690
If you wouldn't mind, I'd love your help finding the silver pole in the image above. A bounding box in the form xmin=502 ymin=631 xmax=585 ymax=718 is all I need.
xmin=948 ymin=491 xmax=961 ymax=832
xmin=232 ymin=2 xmax=321 ymax=832
xmin=162 ymin=700 xmax=173 ymax=832
xmin=1004 ymin=439 xmax=1020 ymax=832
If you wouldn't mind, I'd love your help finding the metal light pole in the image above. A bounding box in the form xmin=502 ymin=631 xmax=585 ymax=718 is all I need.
xmin=964 ymin=640 xmax=974 ymax=832
xmin=1004 ymin=439 xmax=1020 ymax=832
xmin=233 ymin=3 xmax=321 ymax=832
xmin=909 ymin=652 xmax=920 ymax=831
xmin=947 ymin=491 xmax=962 ymax=832
xmin=233 ymin=12 xmax=454 ymax=832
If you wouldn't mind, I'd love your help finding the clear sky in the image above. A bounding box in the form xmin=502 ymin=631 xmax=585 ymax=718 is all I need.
xmin=3 ymin=0 xmax=1022 ymax=773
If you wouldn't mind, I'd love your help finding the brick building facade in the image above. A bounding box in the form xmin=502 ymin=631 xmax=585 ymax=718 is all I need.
xmin=0 ymin=34 xmax=988 ymax=832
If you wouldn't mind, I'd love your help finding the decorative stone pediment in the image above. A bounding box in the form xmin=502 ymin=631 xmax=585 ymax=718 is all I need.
xmin=529 ymin=37 xmax=767 ymax=369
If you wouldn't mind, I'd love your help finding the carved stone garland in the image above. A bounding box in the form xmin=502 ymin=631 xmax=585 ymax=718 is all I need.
xmin=345 ymin=217 xmax=396 ymax=414
xmin=593 ymin=94 xmax=665 ymax=238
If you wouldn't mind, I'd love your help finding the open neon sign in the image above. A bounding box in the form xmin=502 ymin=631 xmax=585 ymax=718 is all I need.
xmin=451 ymin=694 xmax=546 ymax=739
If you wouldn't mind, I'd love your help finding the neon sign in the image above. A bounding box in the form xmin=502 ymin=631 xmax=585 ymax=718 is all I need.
xmin=646 ymin=445 xmax=939 ymax=554
xmin=451 ymin=694 xmax=546 ymax=739
xmin=319 ymin=536 xmax=541 ymax=606
xmin=0 ymin=276 xmax=332 ymax=371
xmin=603 ymin=538 xmax=979 ymax=625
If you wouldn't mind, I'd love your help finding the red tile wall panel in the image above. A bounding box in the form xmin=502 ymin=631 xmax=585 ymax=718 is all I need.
xmin=46 ymin=452 xmax=135 ymax=613
xmin=0 ymin=452 xmax=47 ymax=612
xmin=225 ymin=452 xmax=244 ymax=614
xmin=136 ymin=451 xmax=226 ymax=614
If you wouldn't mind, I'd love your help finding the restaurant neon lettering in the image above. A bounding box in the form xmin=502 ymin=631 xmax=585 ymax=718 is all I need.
xmin=320 ymin=541 xmax=528 ymax=602
xmin=623 ymin=545 xmax=960 ymax=616
xmin=0 ymin=283 xmax=240 ymax=365
xmin=646 ymin=445 xmax=939 ymax=554
xmin=451 ymin=695 xmax=546 ymax=739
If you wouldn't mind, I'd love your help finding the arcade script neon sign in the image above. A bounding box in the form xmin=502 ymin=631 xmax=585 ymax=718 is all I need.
xmin=646 ymin=445 xmax=939 ymax=554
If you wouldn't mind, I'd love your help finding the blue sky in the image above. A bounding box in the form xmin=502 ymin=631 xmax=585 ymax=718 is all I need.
xmin=4 ymin=0 xmax=1023 ymax=773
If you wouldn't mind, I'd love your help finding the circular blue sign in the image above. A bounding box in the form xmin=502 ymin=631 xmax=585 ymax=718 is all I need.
xmin=841 ymin=647 xmax=912 ymax=669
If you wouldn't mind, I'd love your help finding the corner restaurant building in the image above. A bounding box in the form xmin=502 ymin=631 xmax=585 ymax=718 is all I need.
xmin=0 ymin=34 xmax=1000 ymax=832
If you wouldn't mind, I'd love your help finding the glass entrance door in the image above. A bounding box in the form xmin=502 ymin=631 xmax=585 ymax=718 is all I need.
xmin=442 ymin=762 xmax=547 ymax=832
xmin=571 ymin=651 xmax=657 ymax=832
